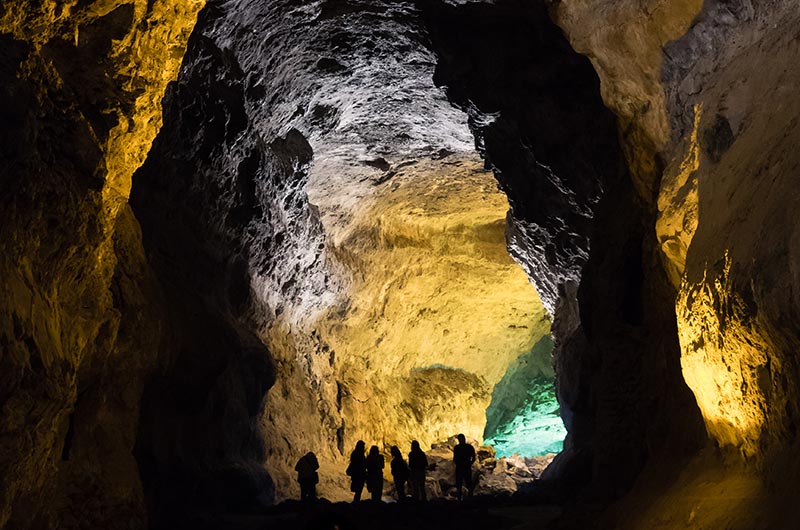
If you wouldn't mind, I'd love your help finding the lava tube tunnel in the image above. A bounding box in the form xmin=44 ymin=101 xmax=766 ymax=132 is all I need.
xmin=2 ymin=0 xmax=800 ymax=529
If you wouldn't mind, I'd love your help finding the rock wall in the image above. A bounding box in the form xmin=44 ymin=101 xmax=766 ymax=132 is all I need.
xmin=425 ymin=0 xmax=800 ymax=515
xmin=553 ymin=0 xmax=800 ymax=468
xmin=663 ymin=0 xmax=800 ymax=466
xmin=316 ymin=155 xmax=551 ymax=462
xmin=421 ymin=0 xmax=706 ymax=498
xmin=3 ymin=0 xmax=800 ymax=527
xmin=0 ymin=1 xmax=201 ymax=528
xmin=129 ymin=4 xmax=326 ymax=518
xmin=130 ymin=0 xmax=553 ymax=507
xmin=546 ymin=0 xmax=800 ymax=525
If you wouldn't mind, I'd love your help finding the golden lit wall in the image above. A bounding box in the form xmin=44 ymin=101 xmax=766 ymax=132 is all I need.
xmin=676 ymin=253 xmax=770 ymax=455
xmin=653 ymin=12 xmax=800 ymax=459
xmin=320 ymin=155 xmax=550 ymax=451
xmin=660 ymin=107 xmax=769 ymax=455
xmin=0 ymin=1 xmax=202 ymax=526
xmin=261 ymin=153 xmax=550 ymax=499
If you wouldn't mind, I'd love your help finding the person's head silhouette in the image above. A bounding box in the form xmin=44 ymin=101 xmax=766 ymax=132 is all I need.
xmin=355 ymin=440 xmax=365 ymax=452
xmin=369 ymin=445 xmax=380 ymax=457
xmin=390 ymin=445 xmax=401 ymax=459
xmin=410 ymin=440 xmax=421 ymax=452
xmin=457 ymin=433 xmax=466 ymax=444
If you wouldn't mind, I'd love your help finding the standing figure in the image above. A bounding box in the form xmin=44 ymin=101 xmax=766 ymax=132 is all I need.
xmin=346 ymin=440 xmax=367 ymax=502
xmin=365 ymin=445 xmax=385 ymax=502
xmin=453 ymin=433 xmax=476 ymax=500
xmin=407 ymin=440 xmax=428 ymax=501
xmin=295 ymin=451 xmax=320 ymax=502
xmin=389 ymin=445 xmax=409 ymax=501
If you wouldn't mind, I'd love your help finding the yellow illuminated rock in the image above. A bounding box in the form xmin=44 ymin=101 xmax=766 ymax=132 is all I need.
xmin=550 ymin=0 xmax=704 ymax=195
xmin=656 ymin=104 xmax=701 ymax=287
xmin=1 ymin=0 xmax=202 ymax=275
xmin=677 ymin=253 xmax=768 ymax=455
xmin=0 ymin=0 xmax=202 ymax=209
xmin=0 ymin=1 xmax=202 ymax=526
xmin=262 ymin=154 xmax=551 ymax=500
xmin=323 ymin=156 xmax=550 ymax=449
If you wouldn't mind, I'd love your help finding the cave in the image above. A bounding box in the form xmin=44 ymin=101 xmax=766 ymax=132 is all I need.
xmin=2 ymin=0 xmax=800 ymax=529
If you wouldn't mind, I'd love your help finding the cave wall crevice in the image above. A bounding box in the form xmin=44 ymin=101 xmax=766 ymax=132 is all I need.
xmin=0 ymin=0 xmax=202 ymax=527
xmin=660 ymin=0 xmax=800 ymax=469
xmin=547 ymin=0 xmax=800 ymax=525
xmin=419 ymin=0 xmax=706 ymax=499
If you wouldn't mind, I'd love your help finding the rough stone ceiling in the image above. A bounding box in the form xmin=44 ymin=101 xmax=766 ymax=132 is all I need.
xmin=4 ymin=0 xmax=800 ymax=527
xmin=257 ymin=0 xmax=555 ymax=497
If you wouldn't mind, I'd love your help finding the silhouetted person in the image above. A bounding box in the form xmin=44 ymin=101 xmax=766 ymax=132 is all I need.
xmin=390 ymin=445 xmax=409 ymax=501
xmin=346 ymin=440 xmax=367 ymax=502
xmin=365 ymin=445 xmax=385 ymax=502
xmin=295 ymin=451 xmax=320 ymax=502
xmin=408 ymin=440 xmax=428 ymax=501
xmin=453 ymin=433 xmax=476 ymax=500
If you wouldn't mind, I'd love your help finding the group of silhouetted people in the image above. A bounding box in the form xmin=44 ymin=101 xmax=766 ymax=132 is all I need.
xmin=345 ymin=440 xmax=430 ymax=502
xmin=295 ymin=433 xmax=477 ymax=503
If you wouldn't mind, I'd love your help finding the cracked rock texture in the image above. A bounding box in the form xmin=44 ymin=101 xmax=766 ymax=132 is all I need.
xmin=549 ymin=0 xmax=800 ymax=526
xmin=0 ymin=0 xmax=201 ymax=528
xmin=131 ymin=0 xmax=551 ymax=509
xmin=3 ymin=0 xmax=800 ymax=528
xmin=422 ymin=0 xmax=704 ymax=499
xmin=663 ymin=0 xmax=800 ymax=462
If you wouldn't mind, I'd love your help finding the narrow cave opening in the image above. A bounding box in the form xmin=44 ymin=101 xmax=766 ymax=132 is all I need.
xmin=484 ymin=335 xmax=564 ymax=458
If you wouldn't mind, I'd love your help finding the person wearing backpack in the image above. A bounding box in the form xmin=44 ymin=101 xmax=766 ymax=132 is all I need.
xmin=346 ymin=440 xmax=367 ymax=502
xmin=295 ymin=451 xmax=320 ymax=502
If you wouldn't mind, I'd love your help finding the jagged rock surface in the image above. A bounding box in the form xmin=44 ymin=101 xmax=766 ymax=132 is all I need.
xmin=421 ymin=0 xmax=705 ymax=498
xmin=0 ymin=1 xmax=201 ymax=527
xmin=131 ymin=0 xmax=552 ymax=510
xmin=3 ymin=0 xmax=800 ymax=528
xmin=549 ymin=0 xmax=800 ymax=526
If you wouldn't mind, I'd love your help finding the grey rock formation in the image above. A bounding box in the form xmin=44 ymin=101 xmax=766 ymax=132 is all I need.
xmin=420 ymin=0 xmax=705 ymax=498
xmin=3 ymin=0 xmax=800 ymax=528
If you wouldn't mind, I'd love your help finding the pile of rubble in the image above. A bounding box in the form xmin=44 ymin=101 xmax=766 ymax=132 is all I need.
xmin=420 ymin=436 xmax=556 ymax=499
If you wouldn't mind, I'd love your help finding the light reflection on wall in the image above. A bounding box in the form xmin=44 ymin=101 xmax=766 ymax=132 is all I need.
xmin=677 ymin=252 xmax=767 ymax=455
xmin=657 ymin=104 xmax=768 ymax=454
xmin=317 ymin=154 xmax=553 ymax=452
xmin=484 ymin=336 xmax=565 ymax=457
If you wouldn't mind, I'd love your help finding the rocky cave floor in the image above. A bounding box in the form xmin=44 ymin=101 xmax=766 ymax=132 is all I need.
xmin=186 ymin=493 xmax=578 ymax=530
xmin=189 ymin=441 xmax=569 ymax=530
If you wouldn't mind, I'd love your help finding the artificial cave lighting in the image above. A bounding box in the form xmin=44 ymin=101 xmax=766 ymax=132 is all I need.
xmin=484 ymin=336 xmax=566 ymax=457
xmin=9 ymin=0 xmax=800 ymax=524
xmin=308 ymin=153 xmax=564 ymax=458
xmin=677 ymin=252 xmax=768 ymax=455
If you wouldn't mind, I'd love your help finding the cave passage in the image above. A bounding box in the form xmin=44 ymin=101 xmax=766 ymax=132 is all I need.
xmin=129 ymin=0 xmax=597 ymax=511
xmin=306 ymin=149 xmax=566 ymax=467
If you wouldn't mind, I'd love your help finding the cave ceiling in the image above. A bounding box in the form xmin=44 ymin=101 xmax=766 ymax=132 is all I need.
xmin=2 ymin=0 xmax=800 ymax=528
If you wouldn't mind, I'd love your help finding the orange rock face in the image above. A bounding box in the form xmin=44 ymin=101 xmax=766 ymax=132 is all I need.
xmin=0 ymin=1 xmax=201 ymax=527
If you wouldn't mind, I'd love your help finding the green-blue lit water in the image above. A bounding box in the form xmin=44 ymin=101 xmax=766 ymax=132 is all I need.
xmin=483 ymin=336 xmax=566 ymax=457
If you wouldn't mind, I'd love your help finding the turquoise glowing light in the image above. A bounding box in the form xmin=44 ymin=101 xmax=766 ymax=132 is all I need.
xmin=483 ymin=336 xmax=566 ymax=457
